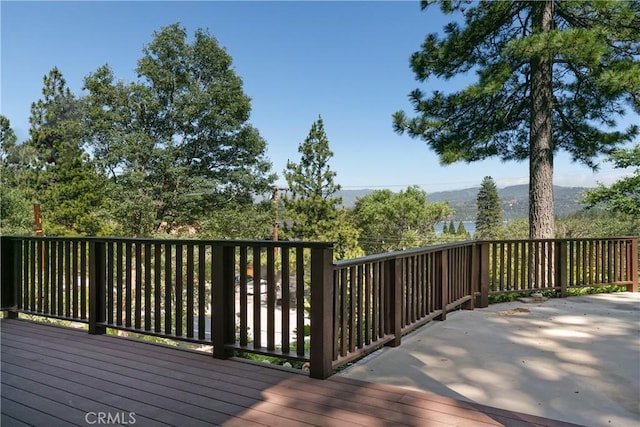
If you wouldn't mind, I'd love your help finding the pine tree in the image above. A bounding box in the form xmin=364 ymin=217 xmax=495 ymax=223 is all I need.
xmin=283 ymin=116 xmax=362 ymax=259
xmin=447 ymin=220 xmax=456 ymax=235
xmin=24 ymin=68 xmax=108 ymax=235
xmin=475 ymin=176 xmax=503 ymax=239
xmin=456 ymin=221 xmax=469 ymax=239
xmin=394 ymin=1 xmax=639 ymax=239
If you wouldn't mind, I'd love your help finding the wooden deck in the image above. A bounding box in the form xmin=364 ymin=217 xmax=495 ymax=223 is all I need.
xmin=0 ymin=319 xmax=583 ymax=427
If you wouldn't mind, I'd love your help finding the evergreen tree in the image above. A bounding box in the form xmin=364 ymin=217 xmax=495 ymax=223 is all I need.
xmin=447 ymin=220 xmax=456 ymax=235
xmin=394 ymin=1 xmax=640 ymax=239
xmin=456 ymin=221 xmax=469 ymax=239
xmin=0 ymin=115 xmax=32 ymax=234
xmin=23 ymin=68 xmax=108 ymax=235
xmin=283 ymin=116 xmax=362 ymax=259
xmin=475 ymin=176 xmax=503 ymax=239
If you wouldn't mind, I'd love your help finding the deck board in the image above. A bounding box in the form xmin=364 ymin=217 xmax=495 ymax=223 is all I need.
xmin=1 ymin=319 xmax=583 ymax=426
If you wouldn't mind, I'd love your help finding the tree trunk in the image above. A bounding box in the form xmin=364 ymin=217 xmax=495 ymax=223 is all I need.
xmin=529 ymin=0 xmax=555 ymax=240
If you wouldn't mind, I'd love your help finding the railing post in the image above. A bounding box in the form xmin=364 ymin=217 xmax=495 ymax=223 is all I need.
xmin=310 ymin=246 xmax=334 ymax=380
xmin=479 ymin=242 xmax=490 ymax=308
xmin=435 ymin=249 xmax=448 ymax=321
xmin=468 ymin=244 xmax=479 ymax=310
xmin=89 ymin=240 xmax=106 ymax=334
xmin=1 ymin=236 xmax=18 ymax=318
xmin=628 ymin=238 xmax=638 ymax=292
xmin=385 ymin=257 xmax=402 ymax=347
xmin=212 ymin=245 xmax=235 ymax=359
xmin=555 ymin=240 xmax=567 ymax=297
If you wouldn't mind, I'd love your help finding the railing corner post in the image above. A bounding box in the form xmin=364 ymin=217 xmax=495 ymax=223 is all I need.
xmin=212 ymin=245 xmax=235 ymax=359
xmin=310 ymin=245 xmax=334 ymax=379
xmin=479 ymin=241 xmax=490 ymax=308
xmin=1 ymin=236 xmax=19 ymax=318
xmin=628 ymin=238 xmax=638 ymax=293
xmin=89 ymin=240 xmax=106 ymax=335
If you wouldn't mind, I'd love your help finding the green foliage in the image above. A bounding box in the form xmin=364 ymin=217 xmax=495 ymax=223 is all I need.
xmin=283 ymin=116 xmax=362 ymax=259
xmin=16 ymin=69 xmax=110 ymax=236
xmin=475 ymin=176 xmax=503 ymax=239
xmin=353 ymin=186 xmax=453 ymax=254
xmin=582 ymin=144 xmax=640 ymax=218
xmin=556 ymin=209 xmax=639 ymax=239
xmin=456 ymin=221 xmax=470 ymax=239
xmin=83 ymin=23 xmax=275 ymax=236
xmin=394 ymin=0 xmax=640 ymax=238
xmin=200 ymin=202 xmax=273 ymax=240
xmin=447 ymin=220 xmax=456 ymax=234
xmin=0 ymin=116 xmax=32 ymax=234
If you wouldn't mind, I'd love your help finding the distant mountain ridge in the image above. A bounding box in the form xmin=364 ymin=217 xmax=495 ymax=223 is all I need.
xmin=337 ymin=185 xmax=589 ymax=220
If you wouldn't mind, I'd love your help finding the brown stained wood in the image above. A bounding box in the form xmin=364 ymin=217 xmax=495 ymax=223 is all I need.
xmin=154 ymin=243 xmax=162 ymax=333
xmin=135 ymin=242 xmax=142 ymax=330
xmin=164 ymin=243 xmax=172 ymax=335
xmin=198 ymin=244 xmax=206 ymax=340
xmin=1 ymin=319 xmax=581 ymax=427
xmin=175 ymin=243 xmax=183 ymax=337
xmin=144 ymin=243 xmax=152 ymax=332
xmin=281 ymin=247 xmax=290 ymax=353
xmin=186 ymin=244 xmax=194 ymax=338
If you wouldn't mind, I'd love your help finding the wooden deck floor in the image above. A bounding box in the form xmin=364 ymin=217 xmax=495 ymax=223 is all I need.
xmin=0 ymin=319 xmax=583 ymax=427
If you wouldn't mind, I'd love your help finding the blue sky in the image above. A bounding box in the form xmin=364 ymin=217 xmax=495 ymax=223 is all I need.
xmin=1 ymin=1 xmax=637 ymax=193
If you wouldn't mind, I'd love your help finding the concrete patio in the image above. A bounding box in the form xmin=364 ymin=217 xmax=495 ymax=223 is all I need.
xmin=339 ymin=292 xmax=640 ymax=427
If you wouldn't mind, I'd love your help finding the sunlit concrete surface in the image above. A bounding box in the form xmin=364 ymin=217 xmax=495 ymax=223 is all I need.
xmin=339 ymin=292 xmax=640 ymax=427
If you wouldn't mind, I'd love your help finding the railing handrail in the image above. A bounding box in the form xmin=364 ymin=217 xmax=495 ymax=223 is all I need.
xmin=334 ymin=240 xmax=476 ymax=267
xmin=1 ymin=235 xmax=334 ymax=249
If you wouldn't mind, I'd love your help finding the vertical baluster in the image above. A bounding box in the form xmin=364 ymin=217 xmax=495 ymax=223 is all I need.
xmin=266 ymin=246 xmax=276 ymax=351
xmin=80 ymin=240 xmax=87 ymax=320
xmin=252 ymin=246 xmax=261 ymax=349
xmin=281 ymin=247 xmax=290 ymax=353
xmin=154 ymin=244 xmax=162 ymax=333
xmin=144 ymin=243 xmax=152 ymax=331
xmin=116 ymin=242 xmax=123 ymax=326
xmin=296 ymin=247 xmax=305 ymax=357
xmin=106 ymin=241 xmax=113 ymax=324
xmin=125 ymin=242 xmax=132 ymax=327
xmin=198 ymin=244 xmax=206 ymax=340
xmin=164 ymin=244 xmax=172 ymax=335
xmin=135 ymin=242 xmax=142 ymax=330
xmin=175 ymin=243 xmax=183 ymax=337
xmin=186 ymin=244 xmax=194 ymax=338
xmin=239 ymin=246 xmax=248 ymax=347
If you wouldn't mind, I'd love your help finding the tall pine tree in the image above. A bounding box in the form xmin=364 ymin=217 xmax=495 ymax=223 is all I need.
xmin=475 ymin=176 xmax=503 ymax=239
xmin=283 ymin=116 xmax=361 ymax=259
xmin=25 ymin=68 xmax=108 ymax=235
xmin=394 ymin=1 xmax=639 ymax=239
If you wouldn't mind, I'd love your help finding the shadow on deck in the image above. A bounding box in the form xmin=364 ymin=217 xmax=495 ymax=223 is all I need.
xmin=0 ymin=319 xmax=582 ymax=426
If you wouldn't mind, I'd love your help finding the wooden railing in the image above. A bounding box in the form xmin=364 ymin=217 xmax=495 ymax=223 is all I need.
xmin=1 ymin=236 xmax=637 ymax=379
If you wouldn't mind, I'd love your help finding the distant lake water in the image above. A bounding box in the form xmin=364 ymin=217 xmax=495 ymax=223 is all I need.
xmin=435 ymin=221 xmax=476 ymax=237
